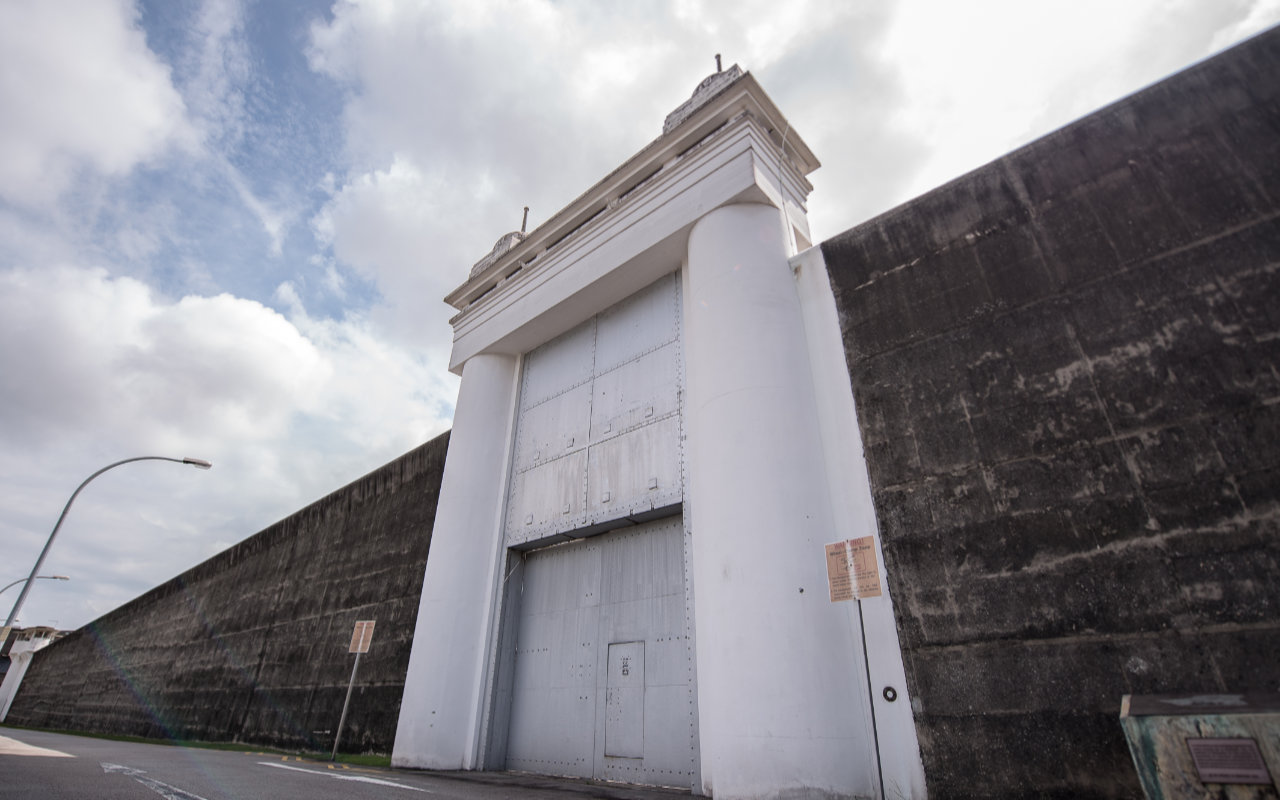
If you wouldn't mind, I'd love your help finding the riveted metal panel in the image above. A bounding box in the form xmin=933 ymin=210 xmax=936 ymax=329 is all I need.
xmin=586 ymin=416 xmax=682 ymax=520
xmin=640 ymin=634 xmax=692 ymax=689
xmin=506 ymin=540 xmax=601 ymax=778
xmin=499 ymin=274 xmax=692 ymax=783
xmin=520 ymin=318 xmax=596 ymax=410
xmin=589 ymin=344 xmax=680 ymax=442
xmin=505 ymin=518 xmax=697 ymax=787
xmin=506 ymin=273 xmax=684 ymax=545
xmin=512 ymin=382 xmax=592 ymax=474
xmin=598 ymin=511 xmax=685 ymax=603
xmin=520 ymin=538 xmax=603 ymax=614
xmin=594 ymin=272 xmax=680 ymax=374
xmin=506 ymin=450 xmax=588 ymax=545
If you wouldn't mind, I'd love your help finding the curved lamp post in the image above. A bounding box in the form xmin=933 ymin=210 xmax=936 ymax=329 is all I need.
xmin=0 ymin=575 xmax=70 ymax=597
xmin=3 ymin=456 xmax=212 ymax=631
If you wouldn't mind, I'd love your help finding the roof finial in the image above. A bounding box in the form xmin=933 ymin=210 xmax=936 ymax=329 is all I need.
xmin=521 ymin=206 xmax=529 ymax=234
xmin=715 ymin=53 xmax=722 ymax=73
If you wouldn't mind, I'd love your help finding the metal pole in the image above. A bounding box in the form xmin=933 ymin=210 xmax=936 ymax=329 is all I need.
xmin=4 ymin=456 xmax=211 ymax=630
xmin=857 ymin=597 xmax=887 ymax=800
xmin=332 ymin=652 xmax=361 ymax=761
xmin=0 ymin=576 xmax=69 ymax=596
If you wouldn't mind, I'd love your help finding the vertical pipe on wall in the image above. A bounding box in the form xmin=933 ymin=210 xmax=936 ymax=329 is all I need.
xmin=684 ymin=202 xmax=880 ymax=799
xmin=392 ymin=353 xmax=520 ymax=770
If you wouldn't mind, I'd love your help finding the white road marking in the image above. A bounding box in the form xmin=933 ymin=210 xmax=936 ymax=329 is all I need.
xmin=101 ymin=762 xmax=211 ymax=800
xmin=337 ymin=774 xmax=434 ymax=790
xmin=0 ymin=735 xmax=73 ymax=757
xmin=259 ymin=760 xmax=430 ymax=792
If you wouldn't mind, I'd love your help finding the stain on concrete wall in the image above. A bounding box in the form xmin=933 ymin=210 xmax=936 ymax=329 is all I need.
xmin=821 ymin=28 xmax=1280 ymax=799
xmin=6 ymin=432 xmax=448 ymax=755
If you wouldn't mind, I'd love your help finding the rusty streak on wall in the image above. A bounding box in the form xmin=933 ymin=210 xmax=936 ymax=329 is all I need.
xmin=6 ymin=432 xmax=449 ymax=755
xmin=821 ymin=28 xmax=1280 ymax=799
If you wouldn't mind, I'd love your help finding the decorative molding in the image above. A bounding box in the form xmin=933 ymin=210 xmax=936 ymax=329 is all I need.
xmin=446 ymin=72 xmax=819 ymax=319
xmin=470 ymin=231 xmax=526 ymax=280
xmin=663 ymin=64 xmax=744 ymax=134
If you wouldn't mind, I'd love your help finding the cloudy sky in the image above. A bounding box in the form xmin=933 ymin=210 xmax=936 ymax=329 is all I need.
xmin=2 ymin=0 xmax=1277 ymax=631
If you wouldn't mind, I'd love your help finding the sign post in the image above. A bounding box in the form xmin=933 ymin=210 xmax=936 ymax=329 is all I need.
xmin=332 ymin=620 xmax=375 ymax=761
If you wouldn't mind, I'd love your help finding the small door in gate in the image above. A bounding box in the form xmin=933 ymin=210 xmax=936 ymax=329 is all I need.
xmin=504 ymin=518 xmax=697 ymax=787
xmin=605 ymin=641 xmax=644 ymax=758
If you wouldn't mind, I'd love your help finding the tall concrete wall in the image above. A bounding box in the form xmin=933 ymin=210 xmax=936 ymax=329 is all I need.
xmin=6 ymin=432 xmax=448 ymax=755
xmin=821 ymin=28 xmax=1280 ymax=798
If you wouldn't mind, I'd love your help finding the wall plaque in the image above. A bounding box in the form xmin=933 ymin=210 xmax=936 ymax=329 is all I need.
xmin=349 ymin=620 xmax=376 ymax=654
xmin=825 ymin=537 xmax=882 ymax=602
xmin=1186 ymin=738 xmax=1273 ymax=784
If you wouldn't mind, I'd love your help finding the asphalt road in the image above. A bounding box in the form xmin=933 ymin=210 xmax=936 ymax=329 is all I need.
xmin=0 ymin=728 xmax=691 ymax=800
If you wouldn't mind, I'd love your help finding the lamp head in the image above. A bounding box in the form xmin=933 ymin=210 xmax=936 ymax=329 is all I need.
xmin=182 ymin=458 xmax=213 ymax=470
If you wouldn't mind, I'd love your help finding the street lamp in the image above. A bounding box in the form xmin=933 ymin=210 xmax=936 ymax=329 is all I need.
xmin=2 ymin=456 xmax=213 ymax=632
xmin=0 ymin=575 xmax=70 ymax=598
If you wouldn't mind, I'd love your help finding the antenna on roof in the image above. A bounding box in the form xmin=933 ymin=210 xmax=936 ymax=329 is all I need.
xmin=715 ymin=54 xmax=722 ymax=73
xmin=521 ymin=206 xmax=529 ymax=234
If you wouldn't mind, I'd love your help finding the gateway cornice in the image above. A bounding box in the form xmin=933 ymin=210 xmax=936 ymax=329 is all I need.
xmin=444 ymin=72 xmax=818 ymax=316
xmin=445 ymin=116 xmax=810 ymax=373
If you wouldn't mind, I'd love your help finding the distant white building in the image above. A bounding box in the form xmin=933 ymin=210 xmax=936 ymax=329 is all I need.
xmin=0 ymin=627 xmax=64 ymax=721
xmin=392 ymin=66 xmax=926 ymax=799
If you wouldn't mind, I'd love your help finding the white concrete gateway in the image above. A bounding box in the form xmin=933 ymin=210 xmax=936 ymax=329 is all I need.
xmin=392 ymin=65 xmax=927 ymax=800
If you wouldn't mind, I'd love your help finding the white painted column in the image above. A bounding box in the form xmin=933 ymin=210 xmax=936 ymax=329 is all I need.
xmin=793 ymin=246 xmax=929 ymax=800
xmin=684 ymin=203 xmax=880 ymax=799
xmin=392 ymin=353 xmax=519 ymax=770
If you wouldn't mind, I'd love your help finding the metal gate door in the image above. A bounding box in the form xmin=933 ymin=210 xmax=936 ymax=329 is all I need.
xmin=505 ymin=516 xmax=697 ymax=786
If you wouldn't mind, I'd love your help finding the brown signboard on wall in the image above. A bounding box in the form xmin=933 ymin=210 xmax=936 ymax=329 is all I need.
xmin=825 ymin=537 xmax=883 ymax=602
xmin=349 ymin=620 xmax=376 ymax=654
xmin=1186 ymin=738 xmax=1273 ymax=784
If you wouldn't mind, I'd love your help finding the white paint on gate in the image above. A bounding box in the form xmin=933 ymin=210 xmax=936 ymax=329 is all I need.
xmin=504 ymin=518 xmax=696 ymax=786
xmin=505 ymin=272 xmax=684 ymax=548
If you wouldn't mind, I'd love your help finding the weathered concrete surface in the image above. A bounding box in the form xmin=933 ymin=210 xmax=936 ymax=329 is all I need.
xmin=6 ymin=432 xmax=448 ymax=755
xmin=822 ymin=28 xmax=1280 ymax=799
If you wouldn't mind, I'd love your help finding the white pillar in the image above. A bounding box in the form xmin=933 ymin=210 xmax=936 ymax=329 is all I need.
xmin=392 ymin=353 xmax=519 ymax=769
xmin=793 ymin=247 xmax=929 ymax=800
xmin=684 ymin=203 xmax=879 ymax=799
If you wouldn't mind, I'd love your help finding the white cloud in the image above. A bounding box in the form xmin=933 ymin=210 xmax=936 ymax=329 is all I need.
xmin=1211 ymin=0 xmax=1280 ymax=49
xmin=0 ymin=263 xmax=453 ymax=469
xmin=179 ymin=0 xmax=294 ymax=255
xmin=0 ymin=266 xmax=327 ymax=453
xmin=183 ymin=0 xmax=252 ymax=147
xmin=0 ymin=0 xmax=196 ymax=208
xmin=311 ymin=155 xmax=471 ymax=340
xmin=312 ymin=156 xmax=441 ymax=284
xmin=878 ymin=0 xmax=1280 ymax=206
xmin=0 ymin=265 xmax=453 ymax=627
xmin=222 ymin=163 xmax=292 ymax=256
